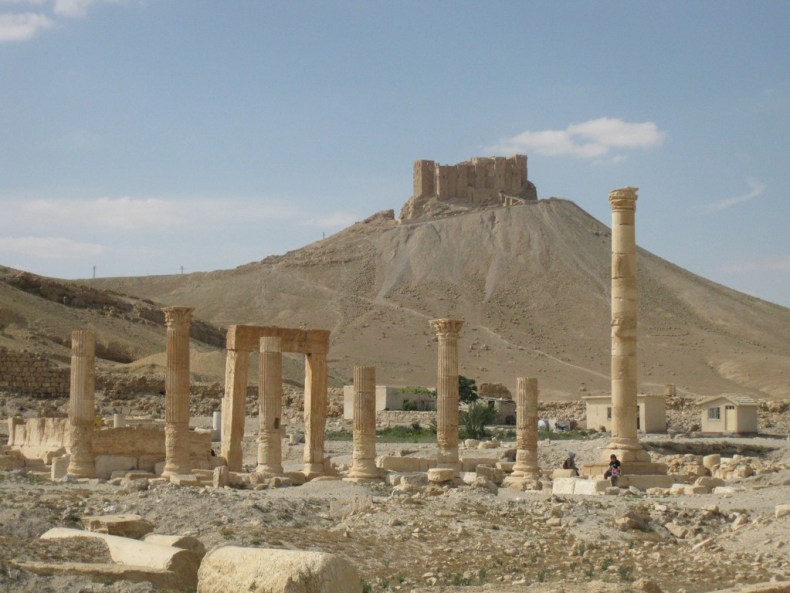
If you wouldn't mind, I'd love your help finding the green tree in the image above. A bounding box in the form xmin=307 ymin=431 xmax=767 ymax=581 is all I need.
xmin=459 ymin=375 xmax=479 ymax=403
xmin=461 ymin=400 xmax=497 ymax=439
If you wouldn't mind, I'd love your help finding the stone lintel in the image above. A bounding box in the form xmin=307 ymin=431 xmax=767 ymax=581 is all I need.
xmin=227 ymin=325 xmax=329 ymax=354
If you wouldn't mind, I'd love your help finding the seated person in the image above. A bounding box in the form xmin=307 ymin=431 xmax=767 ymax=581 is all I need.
xmin=562 ymin=451 xmax=579 ymax=476
xmin=604 ymin=454 xmax=621 ymax=485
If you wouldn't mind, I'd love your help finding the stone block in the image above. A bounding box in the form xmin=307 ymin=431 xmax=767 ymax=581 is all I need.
xmin=475 ymin=464 xmax=504 ymax=485
xmin=694 ymin=476 xmax=725 ymax=489
xmin=144 ymin=534 xmax=206 ymax=559
xmin=213 ymin=466 xmax=229 ymax=488
xmin=552 ymin=469 xmax=577 ymax=479
xmin=51 ymin=455 xmax=70 ymax=480
xmin=574 ymin=479 xmax=609 ymax=495
xmin=496 ymin=461 xmax=514 ymax=473
xmin=170 ymin=474 xmax=201 ymax=487
xmin=0 ymin=452 xmax=25 ymax=470
xmin=775 ymin=504 xmax=790 ymax=519
xmin=82 ymin=514 xmax=154 ymax=540
xmin=702 ymin=454 xmax=720 ymax=469
xmin=551 ymin=477 xmax=577 ymax=495
xmin=197 ymin=546 xmax=361 ymax=593
xmin=427 ymin=468 xmax=455 ymax=483
xmin=95 ymin=455 xmax=137 ymax=480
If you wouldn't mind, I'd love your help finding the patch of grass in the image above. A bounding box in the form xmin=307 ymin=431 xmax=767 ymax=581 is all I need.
xmin=618 ymin=565 xmax=634 ymax=582
xmin=601 ymin=557 xmax=614 ymax=572
xmin=449 ymin=573 xmax=472 ymax=586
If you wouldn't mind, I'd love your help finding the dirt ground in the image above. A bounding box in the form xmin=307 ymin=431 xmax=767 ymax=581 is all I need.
xmin=1 ymin=417 xmax=788 ymax=593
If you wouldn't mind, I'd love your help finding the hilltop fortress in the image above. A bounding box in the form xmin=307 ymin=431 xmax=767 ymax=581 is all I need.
xmin=400 ymin=154 xmax=538 ymax=220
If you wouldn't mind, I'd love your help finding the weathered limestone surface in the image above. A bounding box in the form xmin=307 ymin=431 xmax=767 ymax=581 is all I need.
xmin=505 ymin=377 xmax=541 ymax=489
xmin=67 ymin=330 xmax=96 ymax=478
xmin=162 ymin=307 xmax=194 ymax=478
xmin=346 ymin=366 xmax=380 ymax=481
xmin=257 ymin=336 xmax=284 ymax=476
xmin=430 ymin=318 xmax=464 ymax=475
xmin=220 ymin=348 xmax=248 ymax=472
xmin=196 ymin=546 xmax=362 ymax=593
xmin=304 ymin=352 xmax=328 ymax=478
xmin=82 ymin=514 xmax=154 ymax=539
xmin=402 ymin=155 xmax=538 ymax=220
xmin=36 ymin=527 xmax=200 ymax=590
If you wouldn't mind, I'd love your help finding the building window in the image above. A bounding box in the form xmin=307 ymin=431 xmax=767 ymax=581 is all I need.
xmin=708 ymin=407 xmax=721 ymax=420
xmin=606 ymin=407 xmax=612 ymax=419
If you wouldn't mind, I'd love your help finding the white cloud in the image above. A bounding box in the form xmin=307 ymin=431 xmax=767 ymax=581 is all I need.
xmin=53 ymin=0 xmax=114 ymax=19
xmin=487 ymin=117 xmax=665 ymax=160
xmin=704 ymin=179 xmax=765 ymax=213
xmin=721 ymin=257 xmax=790 ymax=273
xmin=1 ymin=196 xmax=304 ymax=234
xmin=296 ymin=212 xmax=358 ymax=228
xmin=0 ymin=236 xmax=103 ymax=259
xmin=0 ymin=12 xmax=53 ymax=41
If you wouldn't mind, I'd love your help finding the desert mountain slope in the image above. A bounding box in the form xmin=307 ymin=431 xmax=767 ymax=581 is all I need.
xmin=87 ymin=199 xmax=790 ymax=400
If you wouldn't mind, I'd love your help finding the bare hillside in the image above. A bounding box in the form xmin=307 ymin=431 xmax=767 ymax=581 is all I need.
xmin=86 ymin=199 xmax=790 ymax=400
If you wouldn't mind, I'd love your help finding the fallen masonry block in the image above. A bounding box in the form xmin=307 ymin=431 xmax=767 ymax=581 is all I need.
xmin=23 ymin=527 xmax=200 ymax=590
xmin=82 ymin=514 xmax=154 ymax=539
xmin=197 ymin=546 xmax=362 ymax=593
xmin=427 ymin=468 xmax=456 ymax=483
xmin=143 ymin=534 xmax=206 ymax=560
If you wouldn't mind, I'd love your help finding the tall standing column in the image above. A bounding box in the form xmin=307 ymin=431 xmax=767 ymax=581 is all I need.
xmin=346 ymin=366 xmax=380 ymax=481
xmin=67 ymin=330 xmax=96 ymax=478
xmin=511 ymin=377 xmax=540 ymax=479
xmin=303 ymin=351 xmax=328 ymax=478
xmin=221 ymin=349 xmax=249 ymax=471
xmin=605 ymin=187 xmax=650 ymax=464
xmin=162 ymin=307 xmax=193 ymax=478
xmin=257 ymin=336 xmax=283 ymax=475
xmin=430 ymin=318 xmax=464 ymax=473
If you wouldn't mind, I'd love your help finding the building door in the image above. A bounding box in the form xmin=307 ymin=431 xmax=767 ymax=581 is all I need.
xmin=725 ymin=405 xmax=736 ymax=433
xmin=636 ymin=405 xmax=641 ymax=431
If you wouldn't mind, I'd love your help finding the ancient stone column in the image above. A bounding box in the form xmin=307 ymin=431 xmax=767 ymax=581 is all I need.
xmin=256 ymin=336 xmax=283 ymax=475
xmin=511 ymin=377 xmax=540 ymax=479
xmin=162 ymin=307 xmax=193 ymax=478
xmin=303 ymin=352 xmax=328 ymax=478
xmin=67 ymin=330 xmax=96 ymax=478
xmin=346 ymin=366 xmax=380 ymax=481
xmin=605 ymin=187 xmax=651 ymax=465
xmin=430 ymin=318 xmax=464 ymax=474
xmin=221 ymin=348 xmax=249 ymax=471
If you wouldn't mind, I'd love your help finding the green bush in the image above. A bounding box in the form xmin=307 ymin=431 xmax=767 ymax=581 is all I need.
xmin=460 ymin=401 xmax=497 ymax=439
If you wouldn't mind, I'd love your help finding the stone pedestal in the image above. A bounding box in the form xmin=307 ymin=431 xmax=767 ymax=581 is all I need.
xmin=345 ymin=366 xmax=380 ymax=481
xmin=67 ymin=330 xmax=96 ymax=478
xmin=503 ymin=377 xmax=542 ymax=490
xmin=430 ymin=318 xmax=464 ymax=475
xmin=303 ymin=352 xmax=328 ymax=478
xmin=256 ymin=336 xmax=284 ymax=476
xmin=600 ymin=187 xmax=663 ymax=473
xmin=162 ymin=307 xmax=193 ymax=478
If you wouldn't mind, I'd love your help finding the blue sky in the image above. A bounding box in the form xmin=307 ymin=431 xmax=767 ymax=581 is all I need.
xmin=1 ymin=1 xmax=789 ymax=306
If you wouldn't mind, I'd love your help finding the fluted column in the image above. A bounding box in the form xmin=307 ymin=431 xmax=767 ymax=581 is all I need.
xmin=511 ymin=377 xmax=540 ymax=479
xmin=221 ymin=348 xmax=249 ymax=471
xmin=303 ymin=351 xmax=328 ymax=477
xmin=257 ymin=336 xmax=283 ymax=475
xmin=430 ymin=318 xmax=464 ymax=473
xmin=67 ymin=330 xmax=96 ymax=478
xmin=162 ymin=307 xmax=193 ymax=478
xmin=605 ymin=187 xmax=649 ymax=464
xmin=346 ymin=366 xmax=379 ymax=481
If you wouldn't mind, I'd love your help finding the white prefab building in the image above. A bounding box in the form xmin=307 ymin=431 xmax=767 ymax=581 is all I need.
xmin=583 ymin=394 xmax=667 ymax=433
xmin=699 ymin=393 xmax=759 ymax=436
xmin=342 ymin=385 xmax=436 ymax=420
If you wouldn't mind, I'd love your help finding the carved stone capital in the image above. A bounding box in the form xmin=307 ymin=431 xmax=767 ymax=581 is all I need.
xmin=163 ymin=306 xmax=194 ymax=328
xmin=429 ymin=318 xmax=465 ymax=337
xmin=609 ymin=187 xmax=639 ymax=211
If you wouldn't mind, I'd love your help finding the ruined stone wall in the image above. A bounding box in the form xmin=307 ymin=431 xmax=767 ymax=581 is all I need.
xmin=377 ymin=410 xmax=436 ymax=427
xmin=0 ymin=347 xmax=69 ymax=398
xmin=413 ymin=155 xmax=531 ymax=202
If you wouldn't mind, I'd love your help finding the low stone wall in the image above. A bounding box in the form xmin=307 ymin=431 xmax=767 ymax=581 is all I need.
xmin=7 ymin=417 xmax=213 ymax=474
xmin=0 ymin=347 xmax=69 ymax=398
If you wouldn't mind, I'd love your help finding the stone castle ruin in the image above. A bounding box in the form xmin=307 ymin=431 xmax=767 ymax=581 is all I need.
xmin=400 ymin=154 xmax=538 ymax=220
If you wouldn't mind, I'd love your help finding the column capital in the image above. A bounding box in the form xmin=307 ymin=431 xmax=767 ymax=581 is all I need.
xmin=609 ymin=187 xmax=639 ymax=211
xmin=429 ymin=318 xmax=465 ymax=337
xmin=163 ymin=306 xmax=194 ymax=327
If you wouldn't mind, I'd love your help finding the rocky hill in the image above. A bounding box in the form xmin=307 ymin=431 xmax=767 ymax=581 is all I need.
xmin=81 ymin=198 xmax=790 ymax=401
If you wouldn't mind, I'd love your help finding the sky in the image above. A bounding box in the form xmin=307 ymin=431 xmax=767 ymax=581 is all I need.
xmin=1 ymin=1 xmax=789 ymax=306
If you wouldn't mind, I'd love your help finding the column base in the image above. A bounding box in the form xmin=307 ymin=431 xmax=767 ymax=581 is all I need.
xmin=502 ymin=476 xmax=543 ymax=491
xmin=582 ymin=461 xmax=668 ymax=478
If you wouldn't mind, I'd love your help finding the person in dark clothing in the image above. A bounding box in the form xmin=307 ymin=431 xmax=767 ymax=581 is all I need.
xmin=562 ymin=451 xmax=579 ymax=476
xmin=604 ymin=454 xmax=621 ymax=486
